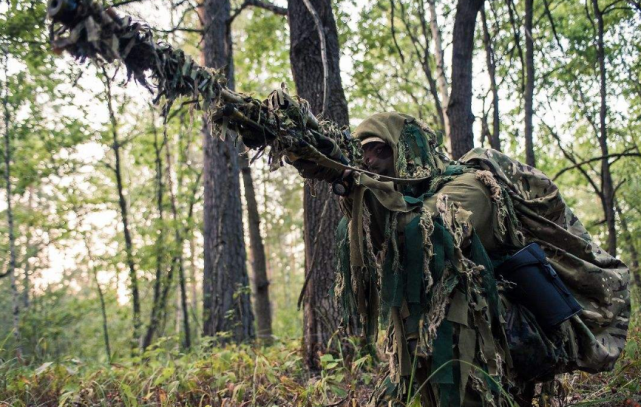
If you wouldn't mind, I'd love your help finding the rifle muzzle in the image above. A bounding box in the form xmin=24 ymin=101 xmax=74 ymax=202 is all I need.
xmin=47 ymin=0 xmax=80 ymax=25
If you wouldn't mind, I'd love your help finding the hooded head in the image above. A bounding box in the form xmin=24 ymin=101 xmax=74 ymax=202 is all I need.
xmin=353 ymin=112 xmax=448 ymax=181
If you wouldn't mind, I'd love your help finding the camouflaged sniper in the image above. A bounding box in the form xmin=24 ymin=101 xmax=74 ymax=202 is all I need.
xmin=335 ymin=112 xmax=630 ymax=406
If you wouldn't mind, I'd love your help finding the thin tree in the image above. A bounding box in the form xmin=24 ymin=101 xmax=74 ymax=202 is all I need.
xmin=524 ymin=0 xmax=536 ymax=167
xmin=103 ymin=71 xmax=142 ymax=348
xmin=2 ymin=56 xmax=22 ymax=361
xmin=591 ymin=0 xmax=616 ymax=255
xmin=481 ymin=5 xmax=501 ymax=151
xmin=164 ymin=118 xmax=195 ymax=349
xmin=83 ymin=233 xmax=112 ymax=363
xmin=143 ymin=110 xmax=168 ymax=349
xmin=240 ymin=153 xmax=273 ymax=343
xmin=428 ymin=0 xmax=450 ymax=139
xmin=287 ymin=0 xmax=350 ymax=370
xmin=448 ymin=0 xmax=485 ymax=159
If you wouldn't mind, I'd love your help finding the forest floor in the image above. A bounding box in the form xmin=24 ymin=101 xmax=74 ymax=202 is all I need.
xmin=1 ymin=299 xmax=639 ymax=407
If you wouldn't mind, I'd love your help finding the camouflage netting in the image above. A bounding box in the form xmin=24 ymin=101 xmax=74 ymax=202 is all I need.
xmin=47 ymin=0 xmax=363 ymax=172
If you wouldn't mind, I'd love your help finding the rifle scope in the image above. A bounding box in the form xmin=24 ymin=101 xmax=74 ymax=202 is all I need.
xmin=47 ymin=0 xmax=80 ymax=24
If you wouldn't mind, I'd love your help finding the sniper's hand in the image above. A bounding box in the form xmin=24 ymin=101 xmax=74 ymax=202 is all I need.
xmin=289 ymin=134 xmax=348 ymax=183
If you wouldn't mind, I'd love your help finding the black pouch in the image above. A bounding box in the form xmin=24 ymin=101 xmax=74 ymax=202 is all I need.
xmin=496 ymin=243 xmax=582 ymax=330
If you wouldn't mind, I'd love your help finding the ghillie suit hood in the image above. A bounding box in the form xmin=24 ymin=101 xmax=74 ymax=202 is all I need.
xmin=353 ymin=112 xmax=449 ymax=185
xmin=336 ymin=112 xmax=630 ymax=406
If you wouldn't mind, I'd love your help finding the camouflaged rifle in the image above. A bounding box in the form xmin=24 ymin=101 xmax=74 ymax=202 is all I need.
xmin=46 ymin=0 xmax=368 ymax=191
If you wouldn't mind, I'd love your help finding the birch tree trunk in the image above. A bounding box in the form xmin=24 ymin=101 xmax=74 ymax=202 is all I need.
xmin=287 ymin=0 xmax=350 ymax=370
xmin=201 ymin=0 xmax=254 ymax=343
xmin=448 ymin=0 xmax=485 ymax=159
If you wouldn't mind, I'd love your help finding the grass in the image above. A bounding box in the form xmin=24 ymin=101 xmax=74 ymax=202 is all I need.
xmin=0 ymin=292 xmax=639 ymax=406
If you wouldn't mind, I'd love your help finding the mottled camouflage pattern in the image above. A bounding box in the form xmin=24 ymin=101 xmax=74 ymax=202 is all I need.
xmin=460 ymin=148 xmax=630 ymax=373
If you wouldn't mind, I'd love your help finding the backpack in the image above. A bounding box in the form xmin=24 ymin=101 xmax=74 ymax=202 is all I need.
xmin=460 ymin=148 xmax=631 ymax=373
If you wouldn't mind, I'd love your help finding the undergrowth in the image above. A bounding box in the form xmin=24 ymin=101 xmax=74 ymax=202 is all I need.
xmin=0 ymin=291 xmax=639 ymax=406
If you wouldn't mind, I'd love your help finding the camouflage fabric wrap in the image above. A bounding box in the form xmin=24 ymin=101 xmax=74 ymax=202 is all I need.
xmin=460 ymin=148 xmax=630 ymax=373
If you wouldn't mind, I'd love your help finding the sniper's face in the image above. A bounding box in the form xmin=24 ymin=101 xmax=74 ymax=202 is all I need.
xmin=362 ymin=142 xmax=395 ymax=177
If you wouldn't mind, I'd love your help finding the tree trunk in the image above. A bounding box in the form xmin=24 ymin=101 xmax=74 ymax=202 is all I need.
xmin=481 ymin=6 xmax=501 ymax=151
xmin=2 ymin=61 xmax=22 ymax=361
xmin=240 ymin=153 xmax=273 ymax=343
xmin=84 ymin=235 xmax=112 ymax=363
xmin=288 ymin=0 xmax=349 ymax=370
xmin=592 ymin=0 xmax=616 ymax=256
xmin=428 ymin=0 xmax=450 ymax=140
xmin=104 ymin=73 xmax=142 ymax=348
xmin=160 ymin=122 xmax=193 ymax=349
xmin=524 ymin=0 xmax=536 ymax=167
xmin=201 ymin=0 xmax=254 ymax=343
xmin=616 ymin=204 xmax=640 ymax=286
xmin=448 ymin=0 xmax=485 ymax=159
xmin=143 ymin=115 xmax=166 ymax=349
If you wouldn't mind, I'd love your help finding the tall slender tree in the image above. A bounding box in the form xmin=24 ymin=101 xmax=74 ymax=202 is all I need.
xmin=2 ymin=57 xmax=22 ymax=361
xmin=481 ymin=5 xmax=501 ymax=151
xmin=524 ymin=0 xmax=536 ymax=167
xmin=287 ymin=0 xmax=350 ymax=370
xmin=103 ymin=72 xmax=142 ymax=348
xmin=591 ymin=0 xmax=616 ymax=255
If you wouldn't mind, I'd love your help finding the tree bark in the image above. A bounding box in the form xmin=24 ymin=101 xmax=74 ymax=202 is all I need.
xmin=2 ymin=60 xmax=22 ymax=361
xmin=287 ymin=0 xmax=349 ymax=370
xmin=524 ymin=0 xmax=536 ymax=167
xmin=104 ymin=73 xmax=142 ymax=348
xmin=201 ymin=0 xmax=254 ymax=343
xmin=592 ymin=0 xmax=616 ymax=256
xmin=481 ymin=6 xmax=501 ymax=151
xmin=240 ymin=154 xmax=273 ymax=343
xmin=448 ymin=0 xmax=485 ymax=159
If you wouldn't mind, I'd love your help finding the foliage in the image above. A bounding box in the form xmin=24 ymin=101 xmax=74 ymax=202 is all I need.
xmin=0 ymin=337 xmax=378 ymax=406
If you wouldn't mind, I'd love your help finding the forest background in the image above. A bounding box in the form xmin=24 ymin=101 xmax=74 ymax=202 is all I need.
xmin=1 ymin=0 xmax=640 ymax=405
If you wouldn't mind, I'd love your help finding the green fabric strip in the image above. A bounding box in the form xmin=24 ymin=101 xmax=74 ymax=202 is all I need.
xmin=431 ymin=319 xmax=454 ymax=384
xmin=335 ymin=217 xmax=354 ymax=327
xmin=404 ymin=216 xmax=423 ymax=305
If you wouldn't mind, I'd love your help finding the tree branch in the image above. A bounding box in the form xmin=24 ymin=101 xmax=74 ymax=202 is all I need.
xmin=153 ymin=27 xmax=203 ymax=34
xmin=229 ymin=0 xmax=287 ymax=25
xmin=628 ymin=0 xmax=641 ymax=13
xmin=554 ymin=152 xmax=641 ymax=180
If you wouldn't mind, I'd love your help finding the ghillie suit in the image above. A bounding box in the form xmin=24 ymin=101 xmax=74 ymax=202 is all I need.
xmin=334 ymin=113 xmax=630 ymax=406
